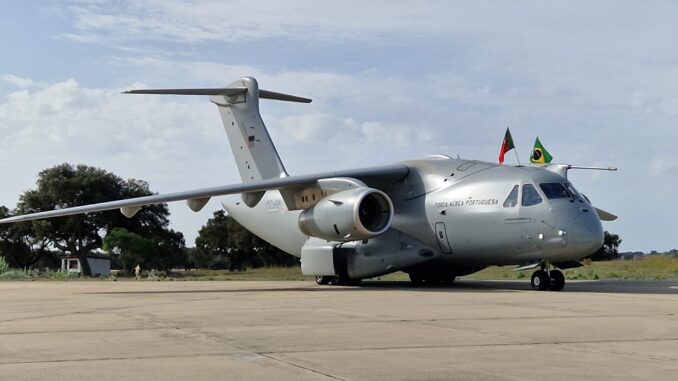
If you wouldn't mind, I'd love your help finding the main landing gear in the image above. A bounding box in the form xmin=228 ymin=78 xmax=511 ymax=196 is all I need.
xmin=530 ymin=269 xmax=565 ymax=291
xmin=315 ymin=275 xmax=362 ymax=286
xmin=408 ymin=273 xmax=456 ymax=286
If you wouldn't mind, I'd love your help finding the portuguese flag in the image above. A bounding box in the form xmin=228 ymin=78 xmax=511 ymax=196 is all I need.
xmin=498 ymin=127 xmax=515 ymax=164
xmin=530 ymin=137 xmax=553 ymax=164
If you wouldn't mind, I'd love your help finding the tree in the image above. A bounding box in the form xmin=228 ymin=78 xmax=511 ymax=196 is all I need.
xmin=103 ymin=227 xmax=185 ymax=272
xmin=14 ymin=163 xmax=177 ymax=275
xmin=0 ymin=206 xmax=55 ymax=268
xmin=103 ymin=228 xmax=156 ymax=272
xmin=149 ymin=228 xmax=186 ymax=270
xmin=586 ymin=231 xmax=622 ymax=261
xmin=195 ymin=211 xmax=296 ymax=270
xmin=195 ymin=211 xmax=232 ymax=269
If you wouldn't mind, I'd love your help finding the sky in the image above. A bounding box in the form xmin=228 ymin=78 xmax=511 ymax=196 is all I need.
xmin=1 ymin=0 xmax=677 ymax=253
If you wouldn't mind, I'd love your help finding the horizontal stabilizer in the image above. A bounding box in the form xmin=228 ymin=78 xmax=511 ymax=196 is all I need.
xmin=258 ymin=89 xmax=312 ymax=103
xmin=124 ymin=88 xmax=247 ymax=96
xmin=124 ymin=87 xmax=312 ymax=103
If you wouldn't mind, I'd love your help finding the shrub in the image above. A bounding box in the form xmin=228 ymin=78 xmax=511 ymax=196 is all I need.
xmin=0 ymin=270 xmax=30 ymax=280
xmin=0 ymin=257 xmax=9 ymax=274
xmin=50 ymin=269 xmax=78 ymax=280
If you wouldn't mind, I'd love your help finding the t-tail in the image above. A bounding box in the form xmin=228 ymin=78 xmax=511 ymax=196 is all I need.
xmin=124 ymin=77 xmax=311 ymax=206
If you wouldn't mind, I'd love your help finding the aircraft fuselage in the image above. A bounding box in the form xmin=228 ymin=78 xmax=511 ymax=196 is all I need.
xmin=225 ymin=156 xmax=604 ymax=274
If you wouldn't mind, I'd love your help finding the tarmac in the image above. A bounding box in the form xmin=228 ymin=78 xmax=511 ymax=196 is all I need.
xmin=1 ymin=279 xmax=678 ymax=381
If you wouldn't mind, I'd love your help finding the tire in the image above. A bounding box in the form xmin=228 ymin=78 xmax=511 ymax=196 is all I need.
xmin=409 ymin=273 xmax=424 ymax=286
xmin=337 ymin=275 xmax=362 ymax=286
xmin=427 ymin=275 xmax=443 ymax=285
xmin=442 ymin=276 xmax=456 ymax=285
xmin=315 ymin=276 xmax=331 ymax=285
xmin=549 ymin=270 xmax=565 ymax=291
xmin=531 ymin=270 xmax=550 ymax=291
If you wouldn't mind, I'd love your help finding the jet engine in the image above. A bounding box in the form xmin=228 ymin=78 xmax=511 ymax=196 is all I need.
xmin=298 ymin=187 xmax=393 ymax=241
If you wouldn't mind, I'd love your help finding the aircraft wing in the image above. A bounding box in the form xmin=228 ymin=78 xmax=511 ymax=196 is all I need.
xmin=0 ymin=164 xmax=408 ymax=224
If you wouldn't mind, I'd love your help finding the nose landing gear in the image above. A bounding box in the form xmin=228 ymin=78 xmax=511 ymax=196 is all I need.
xmin=531 ymin=268 xmax=565 ymax=291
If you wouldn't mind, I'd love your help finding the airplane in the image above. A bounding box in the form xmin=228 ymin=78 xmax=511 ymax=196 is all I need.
xmin=0 ymin=76 xmax=617 ymax=291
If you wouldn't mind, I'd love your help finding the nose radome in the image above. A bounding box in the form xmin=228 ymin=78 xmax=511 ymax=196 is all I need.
xmin=572 ymin=213 xmax=604 ymax=254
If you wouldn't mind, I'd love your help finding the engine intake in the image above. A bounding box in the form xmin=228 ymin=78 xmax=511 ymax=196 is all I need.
xmin=298 ymin=187 xmax=393 ymax=241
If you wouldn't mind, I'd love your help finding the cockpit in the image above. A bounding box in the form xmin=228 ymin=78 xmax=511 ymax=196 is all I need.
xmin=503 ymin=182 xmax=589 ymax=208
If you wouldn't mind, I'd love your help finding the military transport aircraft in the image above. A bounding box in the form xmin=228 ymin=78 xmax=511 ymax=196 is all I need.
xmin=0 ymin=77 xmax=617 ymax=291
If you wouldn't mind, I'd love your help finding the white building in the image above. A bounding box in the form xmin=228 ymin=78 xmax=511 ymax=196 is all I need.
xmin=61 ymin=255 xmax=111 ymax=277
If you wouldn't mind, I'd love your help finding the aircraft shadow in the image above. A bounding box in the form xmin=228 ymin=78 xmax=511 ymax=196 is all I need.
xmin=363 ymin=279 xmax=678 ymax=295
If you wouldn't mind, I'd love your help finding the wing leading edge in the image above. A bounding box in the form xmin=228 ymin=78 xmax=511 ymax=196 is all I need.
xmin=0 ymin=164 xmax=409 ymax=224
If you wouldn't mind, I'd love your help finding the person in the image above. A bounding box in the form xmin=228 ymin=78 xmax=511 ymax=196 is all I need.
xmin=134 ymin=264 xmax=141 ymax=280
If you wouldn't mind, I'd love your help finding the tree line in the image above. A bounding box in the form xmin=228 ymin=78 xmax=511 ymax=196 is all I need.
xmin=0 ymin=163 xmax=296 ymax=275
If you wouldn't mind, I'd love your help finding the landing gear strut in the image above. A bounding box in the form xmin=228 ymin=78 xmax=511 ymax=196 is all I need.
xmin=530 ymin=268 xmax=565 ymax=291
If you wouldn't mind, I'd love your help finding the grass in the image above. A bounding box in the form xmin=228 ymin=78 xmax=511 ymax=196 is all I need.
xmin=0 ymin=268 xmax=90 ymax=281
xmin=164 ymin=267 xmax=309 ymax=282
xmin=460 ymin=256 xmax=678 ymax=281
xmin=3 ymin=256 xmax=678 ymax=282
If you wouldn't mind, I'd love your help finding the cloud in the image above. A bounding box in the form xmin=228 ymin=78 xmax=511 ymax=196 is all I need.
xmin=650 ymin=158 xmax=678 ymax=177
xmin=1 ymin=74 xmax=35 ymax=89
xmin=55 ymin=0 xmax=442 ymax=46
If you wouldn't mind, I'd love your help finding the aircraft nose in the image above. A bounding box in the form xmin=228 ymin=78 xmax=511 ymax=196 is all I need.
xmin=571 ymin=212 xmax=604 ymax=254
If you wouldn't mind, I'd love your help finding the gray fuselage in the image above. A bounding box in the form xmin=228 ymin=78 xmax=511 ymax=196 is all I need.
xmin=224 ymin=156 xmax=604 ymax=271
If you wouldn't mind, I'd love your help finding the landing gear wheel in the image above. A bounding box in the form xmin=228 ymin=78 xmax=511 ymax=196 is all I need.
xmin=315 ymin=276 xmax=331 ymax=285
xmin=549 ymin=270 xmax=565 ymax=291
xmin=336 ymin=275 xmax=362 ymax=286
xmin=442 ymin=276 xmax=456 ymax=285
xmin=427 ymin=275 xmax=443 ymax=285
xmin=409 ymin=273 xmax=424 ymax=286
xmin=531 ymin=270 xmax=550 ymax=291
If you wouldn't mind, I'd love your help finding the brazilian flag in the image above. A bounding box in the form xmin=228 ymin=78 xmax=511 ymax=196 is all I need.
xmin=530 ymin=137 xmax=553 ymax=164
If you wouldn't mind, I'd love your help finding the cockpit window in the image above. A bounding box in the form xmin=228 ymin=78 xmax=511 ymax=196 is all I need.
xmin=565 ymin=183 xmax=585 ymax=203
xmin=522 ymin=184 xmax=543 ymax=206
xmin=503 ymin=185 xmax=519 ymax=207
xmin=539 ymin=183 xmax=570 ymax=199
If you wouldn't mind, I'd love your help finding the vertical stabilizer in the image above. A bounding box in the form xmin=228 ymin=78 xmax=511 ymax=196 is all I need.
xmin=210 ymin=77 xmax=288 ymax=183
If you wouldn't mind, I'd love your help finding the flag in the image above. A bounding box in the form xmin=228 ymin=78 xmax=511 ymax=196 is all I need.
xmin=530 ymin=137 xmax=553 ymax=164
xmin=498 ymin=127 xmax=515 ymax=164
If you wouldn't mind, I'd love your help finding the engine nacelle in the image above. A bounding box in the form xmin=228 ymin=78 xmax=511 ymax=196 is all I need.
xmin=298 ymin=187 xmax=393 ymax=241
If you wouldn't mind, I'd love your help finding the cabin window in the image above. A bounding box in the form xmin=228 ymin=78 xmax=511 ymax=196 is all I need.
xmin=521 ymin=184 xmax=543 ymax=206
xmin=539 ymin=183 xmax=570 ymax=199
xmin=503 ymin=185 xmax=519 ymax=207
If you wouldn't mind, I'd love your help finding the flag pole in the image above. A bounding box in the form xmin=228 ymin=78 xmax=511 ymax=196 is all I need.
xmin=514 ymin=147 xmax=521 ymax=166
xmin=509 ymin=126 xmax=521 ymax=166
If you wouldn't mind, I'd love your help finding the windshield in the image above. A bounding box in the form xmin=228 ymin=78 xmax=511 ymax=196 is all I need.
xmin=539 ymin=183 xmax=570 ymax=199
xmin=565 ymin=183 xmax=585 ymax=203
xmin=521 ymin=184 xmax=543 ymax=206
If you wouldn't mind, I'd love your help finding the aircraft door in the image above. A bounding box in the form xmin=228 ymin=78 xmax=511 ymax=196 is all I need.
xmin=435 ymin=222 xmax=453 ymax=254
